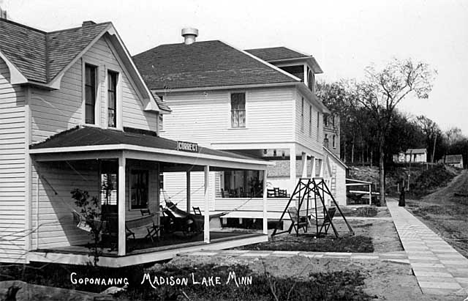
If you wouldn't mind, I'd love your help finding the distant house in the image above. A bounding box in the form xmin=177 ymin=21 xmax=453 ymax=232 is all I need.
xmin=0 ymin=19 xmax=269 ymax=265
xmin=393 ymin=148 xmax=427 ymax=163
xmin=133 ymin=29 xmax=347 ymax=214
xmin=323 ymin=114 xmax=340 ymax=157
xmin=441 ymin=155 xmax=464 ymax=168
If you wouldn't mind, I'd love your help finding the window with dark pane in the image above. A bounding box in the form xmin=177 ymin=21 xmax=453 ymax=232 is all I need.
xmin=85 ymin=64 xmax=97 ymax=124
xmin=131 ymin=170 xmax=149 ymax=209
xmin=309 ymin=105 xmax=312 ymax=137
xmin=300 ymin=98 xmax=304 ymax=132
xmin=100 ymin=160 xmax=118 ymax=206
xmin=231 ymin=92 xmax=246 ymax=128
xmin=108 ymin=71 xmax=118 ymax=127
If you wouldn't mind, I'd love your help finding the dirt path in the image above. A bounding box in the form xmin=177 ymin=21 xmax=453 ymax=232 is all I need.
xmin=407 ymin=169 xmax=468 ymax=258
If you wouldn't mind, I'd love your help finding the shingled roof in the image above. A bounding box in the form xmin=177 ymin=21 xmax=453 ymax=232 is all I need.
xmin=246 ymin=46 xmax=323 ymax=74
xmin=245 ymin=47 xmax=309 ymax=62
xmin=132 ymin=40 xmax=298 ymax=90
xmin=0 ymin=18 xmax=111 ymax=84
xmin=30 ymin=126 xmax=263 ymax=162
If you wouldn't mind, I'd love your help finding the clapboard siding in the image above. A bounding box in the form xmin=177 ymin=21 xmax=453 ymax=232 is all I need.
xmin=31 ymin=161 xmax=100 ymax=249
xmin=161 ymin=87 xmax=295 ymax=146
xmin=31 ymin=35 xmax=157 ymax=145
xmin=0 ymin=58 xmax=26 ymax=263
xmin=30 ymin=160 xmax=160 ymax=250
xmin=31 ymin=59 xmax=82 ymax=143
xmin=82 ymin=37 xmax=157 ymax=131
xmin=163 ymin=172 xmax=216 ymax=212
xmin=294 ymin=90 xmax=323 ymax=155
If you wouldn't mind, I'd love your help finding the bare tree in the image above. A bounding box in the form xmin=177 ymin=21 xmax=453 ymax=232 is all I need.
xmin=355 ymin=58 xmax=436 ymax=206
xmin=416 ymin=115 xmax=441 ymax=163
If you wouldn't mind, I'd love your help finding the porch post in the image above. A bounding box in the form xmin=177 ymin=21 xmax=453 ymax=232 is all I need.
xmin=289 ymin=145 xmax=296 ymax=195
xmin=262 ymin=169 xmax=268 ymax=235
xmin=118 ymin=153 xmax=126 ymax=256
xmin=319 ymin=159 xmax=324 ymax=177
xmin=301 ymin=152 xmax=308 ymax=178
xmin=186 ymin=171 xmax=191 ymax=213
xmin=311 ymin=157 xmax=316 ymax=178
xmin=204 ymin=165 xmax=210 ymax=243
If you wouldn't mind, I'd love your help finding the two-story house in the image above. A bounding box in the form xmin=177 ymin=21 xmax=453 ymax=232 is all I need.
xmin=133 ymin=29 xmax=347 ymax=220
xmin=0 ymin=19 xmax=269 ymax=266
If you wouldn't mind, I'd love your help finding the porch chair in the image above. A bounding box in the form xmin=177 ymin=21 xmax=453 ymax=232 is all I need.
xmin=192 ymin=207 xmax=202 ymax=215
xmin=317 ymin=207 xmax=337 ymax=237
xmin=267 ymin=189 xmax=275 ymax=198
xmin=140 ymin=209 xmax=162 ymax=242
xmin=287 ymin=207 xmax=308 ymax=235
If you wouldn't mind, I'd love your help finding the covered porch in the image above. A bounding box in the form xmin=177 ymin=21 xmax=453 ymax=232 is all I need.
xmin=27 ymin=127 xmax=270 ymax=267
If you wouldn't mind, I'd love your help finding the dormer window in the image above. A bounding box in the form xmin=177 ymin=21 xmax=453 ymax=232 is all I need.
xmin=85 ymin=64 xmax=97 ymax=124
xmin=107 ymin=70 xmax=118 ymax=127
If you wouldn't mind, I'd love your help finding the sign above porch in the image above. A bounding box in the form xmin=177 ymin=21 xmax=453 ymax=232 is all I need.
xmin=177 ymin=141 xmax=199 ymax=153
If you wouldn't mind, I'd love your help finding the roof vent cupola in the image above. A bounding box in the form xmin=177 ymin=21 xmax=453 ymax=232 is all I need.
xmin=181 ymin=28 xmax=198 ymax=45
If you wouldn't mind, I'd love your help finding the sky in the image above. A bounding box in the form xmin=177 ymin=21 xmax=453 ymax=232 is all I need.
xmin=1 ymin=0 xmax=467 ymax=134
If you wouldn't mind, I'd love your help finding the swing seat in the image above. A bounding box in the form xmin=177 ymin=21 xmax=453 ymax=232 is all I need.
xmin=287 ymin=207 xmax=308 ymax=235
xmin=72 ymin=211 xmax=92 ymax=232
xmin=318 ymin=207 xmax=336 ymax=237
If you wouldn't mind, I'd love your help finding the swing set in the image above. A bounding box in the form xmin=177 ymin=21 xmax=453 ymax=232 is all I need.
xmin=272 ymin=177 xmax=354 ymax=238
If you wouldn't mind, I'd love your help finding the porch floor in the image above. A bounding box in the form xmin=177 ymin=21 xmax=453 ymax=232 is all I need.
xmin=34 ymin=230 xmax=262 ymax=258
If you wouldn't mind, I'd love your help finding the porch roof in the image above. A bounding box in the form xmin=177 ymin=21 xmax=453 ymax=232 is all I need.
xmin=30 ymin=126 xmax=271 ymax=170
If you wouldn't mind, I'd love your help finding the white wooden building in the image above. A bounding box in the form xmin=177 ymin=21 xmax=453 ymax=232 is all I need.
xmin=133 ymin=30 xmax=347 ymax=220
xmin=0 ymin=19 xmax=270 ymax=266
xmin=393 ymin=148 xmax=428 ymax=163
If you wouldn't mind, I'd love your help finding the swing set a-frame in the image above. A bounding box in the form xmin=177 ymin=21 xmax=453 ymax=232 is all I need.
xmin=272 ymin=177 xmax=354 ymax=238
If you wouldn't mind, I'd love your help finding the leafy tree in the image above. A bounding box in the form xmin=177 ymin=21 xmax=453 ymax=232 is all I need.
xmin=354 ymin=58 xmax=436 ymax=206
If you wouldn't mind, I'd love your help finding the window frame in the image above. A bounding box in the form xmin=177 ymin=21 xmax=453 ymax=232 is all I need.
xmin=130 ymin=169 xmax=149 ymax=210
xmin=84 ymin=63 xmax=98 ymax=125
xmin=309 ymin=105 xmax=312 ymax=137
xmin=230 ymin=92 xmax=246 ymax=128
xmin=316 ymin=111 xmax=320 ymax=142
xmin=107 ymin=70 xmax=118 ymax=128
xmin=300 ymin=98 xmax=304 ymax=132
xmin=100 ymin=160 xmax=118 ymax=206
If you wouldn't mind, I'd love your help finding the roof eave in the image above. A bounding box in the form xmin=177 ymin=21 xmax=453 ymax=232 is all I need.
xmin=30 ymin=144 xmax=273 ymax=169
xmin=0 ymin=51 xmax=28 ymax=85
xmin=47 ymin=23 xmax=113 ymax=90
xmin=297 ymin=83 xmax=330 ymax=114
xmin=151 ymin=82 xmax=298 ymax=94
xmin=324 ymin=146 xmax=347 ymax=169
xmin=265 ymin=56 xmax=323 ymax=74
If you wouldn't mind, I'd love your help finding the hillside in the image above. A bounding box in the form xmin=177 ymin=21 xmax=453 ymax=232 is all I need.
xmin=348 ymin=164 xmax=459 ymax=196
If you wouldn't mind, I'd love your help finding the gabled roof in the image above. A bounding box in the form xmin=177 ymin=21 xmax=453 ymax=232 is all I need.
xmin=0 ymin=19 xmax=110 ymax=84
xmin=405 ymin=148 xmax=427 ymax=154
xmin=0 ymin=18 xmax=165 ymax=113
xmin=132 ymin=40 xmax=299 ymax=91
xmin=246 ymin=46 xmax=323 ymax=74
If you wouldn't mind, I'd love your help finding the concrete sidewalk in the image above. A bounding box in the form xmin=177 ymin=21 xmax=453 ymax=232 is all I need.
xmin=387 ymin=200 xmax=468 ymax=296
